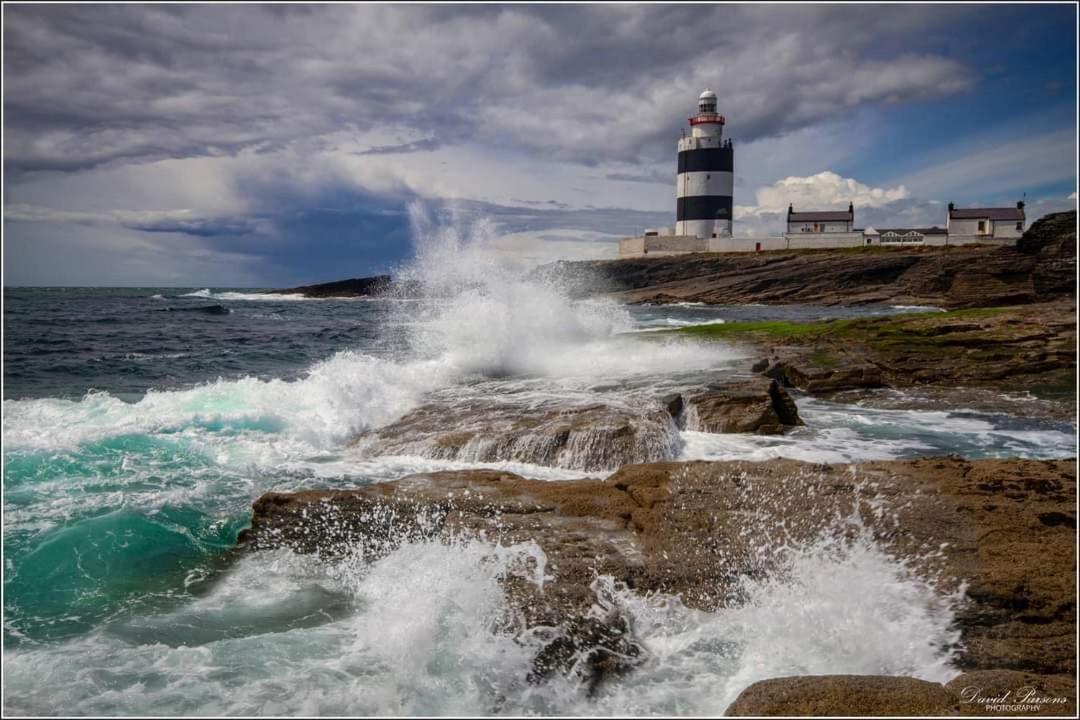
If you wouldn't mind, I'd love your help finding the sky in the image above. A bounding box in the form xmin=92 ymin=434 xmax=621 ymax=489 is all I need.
xmin=3 ymin=3 xmax=1077 ymax=287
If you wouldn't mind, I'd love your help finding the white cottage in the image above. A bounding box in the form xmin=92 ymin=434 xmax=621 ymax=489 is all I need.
xmin=946 ymin=202 xmax=1026 ymax=245
xmin=783 ymin=202 xmax=865 ymax=248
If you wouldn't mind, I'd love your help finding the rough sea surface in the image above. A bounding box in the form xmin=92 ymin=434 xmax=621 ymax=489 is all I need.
xmin=4 ymin=214 xmax=1076 ymax=715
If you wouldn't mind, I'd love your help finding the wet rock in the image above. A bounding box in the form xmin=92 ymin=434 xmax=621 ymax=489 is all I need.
xmin=659 ymin=393 xmax=684 ymax=422
xmin=765 ymin=360 xmax=886 ymax=394
xmin=750 ymin=358 xmax=770 ymax=373
xmin=724 ymin=675 xmax=958 ymax=716
xmin=352 ymin=400 xmax=682 ymax=472
xmin=354 ymin=380 xmax=802 ymax=471
xmin=525 ymin=599 xmax=648 ymax=696
xmin=754 ymin=301 xmax=1076 ymax=404
xmin=687 ymin=378 xmax=803 ymax=433
xmin=242 ymin=458 xmax=1076 ymax=684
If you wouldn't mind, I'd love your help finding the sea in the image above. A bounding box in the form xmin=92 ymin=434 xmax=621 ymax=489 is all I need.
xmin=3 ymin=217 xmax=1076 ymax=715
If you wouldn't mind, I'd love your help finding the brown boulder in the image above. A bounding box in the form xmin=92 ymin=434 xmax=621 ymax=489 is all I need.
xmin=724 ymin=675 xmax=958 ymax=716
xmin=686 ymin=377 xmax=803 ymax=433
xmin=764 ymin=359 xmax=886 ymax=394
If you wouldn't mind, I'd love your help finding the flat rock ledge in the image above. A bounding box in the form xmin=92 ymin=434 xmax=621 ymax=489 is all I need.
xmin=240 ymin=457 xmax=1075 ymax=706
xmin=352 ymin=378 xmax=802 ymax=471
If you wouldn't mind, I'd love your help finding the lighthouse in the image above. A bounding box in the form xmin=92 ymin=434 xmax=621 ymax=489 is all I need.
xmin=675 ymin=89 xmax=734 ymax=239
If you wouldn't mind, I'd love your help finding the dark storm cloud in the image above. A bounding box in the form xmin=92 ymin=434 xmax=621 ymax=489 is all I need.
xmin=3 ymin=3 xmax=977 ymax=177
xmin=122 ymin=216 xmax=260 ymax=238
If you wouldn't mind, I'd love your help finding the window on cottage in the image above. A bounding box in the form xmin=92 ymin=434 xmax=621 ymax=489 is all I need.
xmin=978 ymin=220 xmax=986 ymax=234
xmin=1016 ymin=221 xmax=1023 ymax=231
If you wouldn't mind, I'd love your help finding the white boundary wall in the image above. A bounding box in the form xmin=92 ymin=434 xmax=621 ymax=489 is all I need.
xmin=782 ymin=231 xmax=866 ymax=249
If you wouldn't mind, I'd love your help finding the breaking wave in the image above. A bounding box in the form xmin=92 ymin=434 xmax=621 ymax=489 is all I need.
xmin=2 ymin=525 xmax=962 ymax=715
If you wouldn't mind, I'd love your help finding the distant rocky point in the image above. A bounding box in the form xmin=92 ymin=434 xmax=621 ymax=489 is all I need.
xmin=269 ymin=274 xmax=393 ymax=298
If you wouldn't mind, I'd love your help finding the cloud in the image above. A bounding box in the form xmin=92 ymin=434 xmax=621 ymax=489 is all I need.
xmin=3 ymin=4 xmax=976 ymax=176
xmin=2 ymin=4 xmax=1073 ymax=286
xmin=732 ymin=170 xmax=1074 ymax=237
xmin=737 ymin=171 xmax=909 ymax=217
xmin=4 ymin=204 xmax=262 ymax=238
xmin=888 ymin=128 xmax=1077 ymax=200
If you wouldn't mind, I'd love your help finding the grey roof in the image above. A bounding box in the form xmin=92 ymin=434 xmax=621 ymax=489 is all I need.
xmin=949 ymin=207 xmax=1025 ymax=221
xmin=872 ymin=227 xmax=948 ymax=235
xmin=788 ymin=210 xmax=852 ymax=222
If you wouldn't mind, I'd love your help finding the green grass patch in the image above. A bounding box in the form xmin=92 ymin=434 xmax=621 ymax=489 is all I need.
xmin=931 ymin=306 xmax=1008 ymax=319
xmin=670 ymin=307 xmax=1012 ymax=345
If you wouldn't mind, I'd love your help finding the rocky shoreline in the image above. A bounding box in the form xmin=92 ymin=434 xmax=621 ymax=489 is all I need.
xmin=668 ymin=300 xmax=1077 ymax=419
xmin=242 ymin=211 xmax=1077 ymax=714
xmin=240 ymin=457 xmax=1076 ymax=714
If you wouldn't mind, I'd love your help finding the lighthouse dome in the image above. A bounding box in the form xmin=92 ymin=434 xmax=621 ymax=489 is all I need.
xmin=697 ymin=88 xmax=717 ymax=114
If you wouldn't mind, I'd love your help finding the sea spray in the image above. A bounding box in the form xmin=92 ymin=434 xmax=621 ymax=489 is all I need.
xmin=389 ymin=201 xmax=740 ymax=380
xmin=2 ymin=526 xmax=963 ymax=716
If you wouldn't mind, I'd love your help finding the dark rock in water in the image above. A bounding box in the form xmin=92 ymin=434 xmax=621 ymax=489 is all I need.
xmin=687 ymin=378 xmax=803 ymax=434
xmin=160 ymin=303 xmax=230 ymax=315
xmin=269 ymin=275 xmax=392 ymax=298
xmin=241 ymin=458 xmax=1076 ymax=689
xmin=724 ymin=675 xmax=959 ymax=716
xmin=659 ymin=393 xmax=684 ymax=421
xmin=750 ymin=358 xmax=770 ymax=373
xmin=526 ymin=601 xmax=648 ymax=696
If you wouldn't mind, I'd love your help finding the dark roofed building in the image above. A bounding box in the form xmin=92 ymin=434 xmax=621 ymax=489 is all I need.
xmin=946 ymin=201 xmax=1026 ymax=245
xmin=948 ymin=206 xmax=1025 ymax=221
xmin=786 ymin=202 xmax=855 ymax=233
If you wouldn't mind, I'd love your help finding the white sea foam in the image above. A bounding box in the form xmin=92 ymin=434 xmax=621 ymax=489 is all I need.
xmin=180 ymin=289 xmax=313 ymax=301
xmin=4 ymin=202 xmax=737 ymax=463
xmin=2 ymin=529 xmax=962 ymax=716
xmin=631 ymin=318 xmax=728 ymax=333
xmin=891 ymin=305 xmax=946 ymax=312
xmin=2 ymin=351 xmax=453 ymax=453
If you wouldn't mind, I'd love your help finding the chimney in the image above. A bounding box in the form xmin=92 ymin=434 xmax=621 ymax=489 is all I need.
xmin=948 ymin=202 xmax=955 ymax=213
xmin=788 ymin=203 xmax=793 ymax=216
xmin=848 ymin=201 xmax=854 ymax=216
xmin=1017 ymin=200 xmax=1025 ymax=210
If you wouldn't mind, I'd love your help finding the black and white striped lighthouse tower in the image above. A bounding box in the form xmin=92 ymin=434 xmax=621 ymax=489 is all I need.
xmin=675 ymin=89 xmax=734 ymax=239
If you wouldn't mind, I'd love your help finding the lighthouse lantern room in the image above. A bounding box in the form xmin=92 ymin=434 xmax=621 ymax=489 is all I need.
xmin=675 ymin=88 xmax=734 ymax=239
